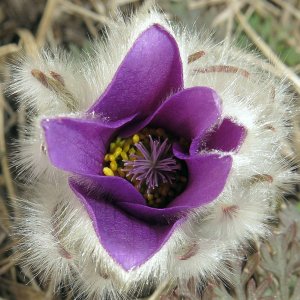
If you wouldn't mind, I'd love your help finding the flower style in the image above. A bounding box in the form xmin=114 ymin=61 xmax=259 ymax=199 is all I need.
xmin=42 ymin=25 xmax=245 ymax=270
xmin=11 ymin=9 xmax=296 ymax=299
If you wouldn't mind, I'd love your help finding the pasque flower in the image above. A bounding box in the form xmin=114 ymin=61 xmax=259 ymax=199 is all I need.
xmin=41 ymin=24 xmax=245 ymax=270
xmin=11 ymin=9 xmax=296 ymax=299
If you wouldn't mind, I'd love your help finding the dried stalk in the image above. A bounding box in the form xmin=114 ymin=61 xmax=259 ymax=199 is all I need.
xmin=0 ymin=44 xmax=20 ymax=58
xmin=271 ymin=0 xmax=300 ymax=21
xmin=17 ymin=29 xmax=39 ymax=58
xmin=0 ymin=196 xmax=10 ymax=231
xmin=235 ymin=9 xmax=300 ymax=95
xmin=36 ymin=0 xmax=61 ymax=47
xmin=0 ymin=90 xmax=16 ymax=209
xmin=0 ymin=259 xmax=16 ymax=276
xmin=116 ymin=0 xmax=140 ymax=5
xmin=61 ymin=0 xmax=112 ymax=25
xmin=188 ymin=0 xmax=226 ymax=10
xmin=212 ymin=0 xmax=246 ymax=27
xmin=255 ymin=0 xmax=281 ymax=17
xmin=0 ymin=241 xmax=17 ymax=256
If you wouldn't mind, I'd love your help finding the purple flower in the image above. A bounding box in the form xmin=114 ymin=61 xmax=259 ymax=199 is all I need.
xmin=42 ymin=25 xmax=245 ymax=271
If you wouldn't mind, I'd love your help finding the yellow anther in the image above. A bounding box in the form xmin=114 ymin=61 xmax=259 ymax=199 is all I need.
xmin=132 ymin=134 xmax=140 ymax=144
xmin=110 ymin=142 xmax=116 ymax=152
xmin=123 ymin=141 xmax=131 ymax=152
xmin=104 ymin=154 xmax=110 ymax=162
xmin=109 ymin=154 xmax=116 ymax=161
xmin=110 ymin=160 xmax=118 ymax=171
xmin=123 ymin=145 xmax=130 ymax=152
xmin=114 ymin=147 xmax=122 ymax=157
xmin=121 ymin=151 xmax=128 ymax=160
xmin=103 ymin=167 xmax=114 ymax=176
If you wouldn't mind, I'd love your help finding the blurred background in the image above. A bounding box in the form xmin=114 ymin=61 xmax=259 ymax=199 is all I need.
xmin=0 ymin=0 xmax=300 ymax=299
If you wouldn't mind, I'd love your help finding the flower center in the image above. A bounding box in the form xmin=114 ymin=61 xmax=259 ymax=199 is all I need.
xmin=103 ymin=128 xmax=188 ymax=208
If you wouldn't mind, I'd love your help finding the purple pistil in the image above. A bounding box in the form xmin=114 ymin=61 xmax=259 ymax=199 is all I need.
xmin=123 ymin=136 xmax=180 ymax=191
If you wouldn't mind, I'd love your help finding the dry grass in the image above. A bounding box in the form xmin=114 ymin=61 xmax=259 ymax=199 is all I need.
xmin=0 ymin=0 xmax=299 ymax=299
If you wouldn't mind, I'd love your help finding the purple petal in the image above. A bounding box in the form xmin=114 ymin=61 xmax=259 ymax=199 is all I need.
xmin=203 ymin=118 xmax=246 ymax=152
xmin=70 ymin=178 xmax=182 ymax=270
xmin=88 ymin=24 xmax=183 ymax=121
xmin=42 ymin=116 xmax=134 ymax=175
xmin=150 ymin=87 xmax=221 ymax=139
xmin=117 ymin=202 xmax=188 ymax=224
xmin=169 ymin=153 xmax=232 ymax=208
xmin=121 ymin=87 xmax=221 ymax=140
xmin=70 ymin=175 xmax=146 ymax=205
xmin=70 ymin=174 xmax=187 ymax=224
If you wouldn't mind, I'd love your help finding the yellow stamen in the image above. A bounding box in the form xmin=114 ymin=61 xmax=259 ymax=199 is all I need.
xmin=132 ymin=134 xmax=140 ymax=144
xmin=103 ymin=129 xmax=188 ymax=208
xmin=114 ymin=147 xmax=122 ymax=157
xmin=109 ymin=154 xmax=115 ymax=161
xmin=103 ymin=167 xmax=114 ymax=176
xmin=121 ymin=151 xmax=128 ymax=160
xmin=110 ymin=142 xmax=116 ymax=152
xmin=110 ymin=160 xmax=118 ymax=171
xmin=123 ymin=141 xmax=131 ymax=153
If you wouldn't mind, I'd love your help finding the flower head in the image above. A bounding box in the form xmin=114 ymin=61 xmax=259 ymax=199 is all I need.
xmin=40 ymin=24 xmax=247 ymax=270
xmin=11 ymin=8 xmax=297 ymax=299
